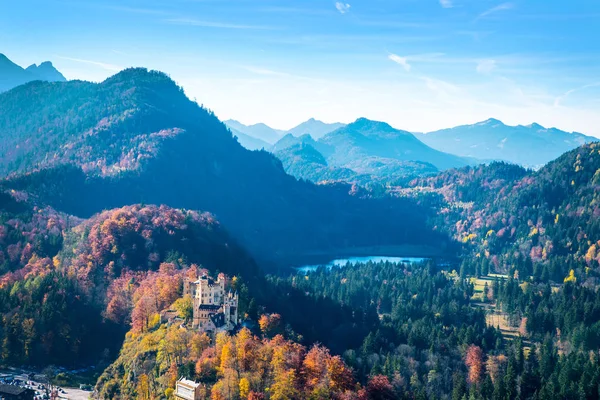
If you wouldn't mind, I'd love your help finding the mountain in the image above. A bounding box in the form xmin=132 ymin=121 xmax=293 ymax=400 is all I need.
xmin=418 ymin=118 xmax=598 ymax=167
xmin=275 ymin=142 xmax=360 ymax=183
xmin=271 ymin=133 xmax=335 ymax=157
xmin=0 ymin=53 xmax=66 ymax=92
xmin=229 ymin=127 xmax=270 ymax=150
xmin=0 ymin=68 xmax=450 ymax=266
xmin=287 ymin=118 xmax=346 ymax=139
xmin=25 ymin=61 xmax=66 ymax=82
xmin=224 ymin=119 xmax=285 ymax=144
xmin=321 ymin=118 xmax=468 ymax=171
xmin=270 ymin=119 xmax=460 ymax=184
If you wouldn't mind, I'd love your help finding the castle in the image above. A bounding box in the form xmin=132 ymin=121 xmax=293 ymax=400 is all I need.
xmin=184 ymin=272 xmax=238 ymax=333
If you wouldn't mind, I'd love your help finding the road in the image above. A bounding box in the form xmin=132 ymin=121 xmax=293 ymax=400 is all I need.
xmin=0 ymin=369 xmax=92 ymax=400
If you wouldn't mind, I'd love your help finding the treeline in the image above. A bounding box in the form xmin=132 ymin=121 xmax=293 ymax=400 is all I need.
xmin=275 ymin=261 xmax=600 ymax=399
xmin=493 ymin=278 xmax=600 ymax=352
xmin=271 ymin=261 xmax=501 ymax=398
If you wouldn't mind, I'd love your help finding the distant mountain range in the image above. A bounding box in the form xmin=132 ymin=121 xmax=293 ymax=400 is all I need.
xmin=224 ymin=118 xmax=344 ymax=144
xmin=228 ymin=127 xmax=271 ymax=150
xmin=271 ymin=118 xmax=466 ymax=184
xmin=224 ymin=120 xmax=285 ymax=144
xmin=0 ymin=53 xmax=66 ymax=92
xmin=321 ymin=118 xmax=466 ymax=171
xmin=417 ymin=118 xmax=597 ymax=167
xmin=234 ymin=116 xmax=598 ymax=172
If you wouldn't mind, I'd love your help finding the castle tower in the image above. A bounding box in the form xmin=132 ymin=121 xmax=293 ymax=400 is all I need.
xmin=187 ymin=272 xmax=238 ymax=333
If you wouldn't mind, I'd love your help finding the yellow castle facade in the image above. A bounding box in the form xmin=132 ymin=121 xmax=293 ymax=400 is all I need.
xmin=184 ymin=272 xmax=238 ymax=333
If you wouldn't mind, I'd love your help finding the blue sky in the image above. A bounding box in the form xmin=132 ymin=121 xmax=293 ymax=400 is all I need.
xmin=2 ymin=0 xmax=600 ymax=136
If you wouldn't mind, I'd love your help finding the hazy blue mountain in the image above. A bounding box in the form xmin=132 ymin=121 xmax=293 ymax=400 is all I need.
xmin=224 ymin=119 xmax=285 ymax=144
xmin=271 ymin=119 xmax=454 ymax=184
xmin=229 ymin=127 xmax=270 ymax=150
xmin=275 ymin=143 xmax=359 ymax=183
xmin=287 ymin=118 xmax=346 ymax=139
xmin=0 ymin=54 xmax=66 ymax=92
xmin=418 ymin=118 xmax=598 ymax=167
xmin=25 ymin=61 xmax=66 ymax=82
xmin=271 ymin=133 xmax=332 ymax=154
xmin=321 ymin=118 xmax=468 ymax=171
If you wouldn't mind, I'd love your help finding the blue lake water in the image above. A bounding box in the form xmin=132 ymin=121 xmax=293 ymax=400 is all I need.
xmin=296 ymin=256 xmax=429 ymax=273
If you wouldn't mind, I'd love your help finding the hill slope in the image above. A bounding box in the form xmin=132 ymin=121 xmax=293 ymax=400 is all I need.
xmin=0 ymin=54 xmax=66 ymax=92
xmin=418 ymin=118 xmax=597 ymax=167
xmin=0 ymin=194 xmax=263 ymax=366
xmin=0 ymin=68 xmax=450 ymax=266
xmin=406 ymin=142 xmax=600 ymax=283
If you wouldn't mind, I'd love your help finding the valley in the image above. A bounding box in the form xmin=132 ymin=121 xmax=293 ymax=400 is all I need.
xmin=0 ymin=62 xmax=599 ymax=400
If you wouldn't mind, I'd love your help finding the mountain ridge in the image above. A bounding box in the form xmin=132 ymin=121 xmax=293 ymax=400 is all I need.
xmin=0 ymin=53 xmax=66 ymax=92
xmin=418 ymin=118 xmax=597 ymax=167
xmin=286 ymin=118 xmax=346 ymax=139
xmin=0 ymin=68 xmax=450 ymax=266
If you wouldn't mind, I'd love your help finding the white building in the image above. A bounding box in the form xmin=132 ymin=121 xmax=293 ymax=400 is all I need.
xmin=174 ymin=377 xmax=201 ymax=400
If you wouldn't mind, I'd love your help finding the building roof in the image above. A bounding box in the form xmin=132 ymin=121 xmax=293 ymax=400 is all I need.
xmin=210 ymin=312 xmax=226 ymax=328
xmin=198 ymin=304 xmax=221 ymax=311
xmin=178 ymin=378 xmax=200 ymax=388
xmin=161 ymin=309 xmax=180 ymax=319
xmin=0 ymin=384 xmax=34 ymax=395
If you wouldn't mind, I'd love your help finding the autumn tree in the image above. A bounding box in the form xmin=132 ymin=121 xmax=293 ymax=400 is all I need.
xmin=258 ymin=313 xmax=283 ymax=338
xmin=366 ymin=375 xmax=395 ymax=400
xmin=465 ymin=345 xmax=484 ymax=385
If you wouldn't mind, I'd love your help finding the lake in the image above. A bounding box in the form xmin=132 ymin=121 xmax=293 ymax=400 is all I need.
xmin=295 ymin=256 xmax=429 ymax=273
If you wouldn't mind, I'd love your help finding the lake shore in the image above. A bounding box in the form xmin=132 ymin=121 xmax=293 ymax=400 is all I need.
xmin=267 ymin=244 xmax=457 ymax=271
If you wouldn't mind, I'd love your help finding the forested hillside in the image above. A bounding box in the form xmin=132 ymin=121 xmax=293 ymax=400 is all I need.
xmin=405 ymin=142 xmax=600 ymax=283
xmin=0 ymin=68 xmax=451 ymax=266
xmin=0 ymin=198 xmax=263 ymax=367
xmin=0 ymin=193 xmax=385 ymax=375
xmin=273 ymin=260 xmax=600 ymax=399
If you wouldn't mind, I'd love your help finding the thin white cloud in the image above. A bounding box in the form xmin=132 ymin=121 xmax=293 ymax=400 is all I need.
xmin=56 ymin=56 xmax=122 ymax=72
xmin=165 ymin=18 xmax=274 ymax=30
xmin=476 ymin=59 xmax=496 ymax=74
xmin=388 ymin=54 xmax=411 ymax=72
xmin=440 ymin=0 xmax=453 ymax=8
xmin=335 ymin=2 xmax=351 ymax=14
xmin=241 ymin=66 xmax=291 ymax=78
xmin=554 ymin=82 xmax=600 ymax=107
xmin=477 ymin=2 xmax=514 ymax=20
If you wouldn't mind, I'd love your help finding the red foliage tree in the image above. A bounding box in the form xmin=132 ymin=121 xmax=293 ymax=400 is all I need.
xmin=465 ymin=345 xmax=484 ymax=385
